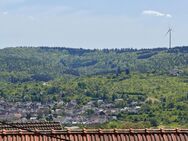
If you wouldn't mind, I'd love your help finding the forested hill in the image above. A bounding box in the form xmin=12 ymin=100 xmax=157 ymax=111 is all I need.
xmin=0 ymin=46 xmax=188 ymax=83
xmin=0 ymin=46 xmax=188 ymax=128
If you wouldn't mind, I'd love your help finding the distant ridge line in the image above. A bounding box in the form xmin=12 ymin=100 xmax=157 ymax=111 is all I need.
xmin=4 ymin=45 xmax=188 ymax=52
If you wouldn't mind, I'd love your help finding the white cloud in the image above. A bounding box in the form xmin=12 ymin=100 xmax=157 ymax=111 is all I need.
xmin=166 ymin=14 xmax=172 ymax=18
xmin=142 ymin=10 xmax=172 ymax=18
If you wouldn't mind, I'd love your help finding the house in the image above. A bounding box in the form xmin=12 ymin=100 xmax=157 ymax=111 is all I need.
xmin=169 ymin=69 xmax=183 ymax=76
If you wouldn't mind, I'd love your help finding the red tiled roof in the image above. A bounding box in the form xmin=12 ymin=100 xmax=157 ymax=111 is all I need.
xmin=0 ymin=128 xmax=187 ymax=141
xmin=0 ymin=122 xmax=62 ymax=130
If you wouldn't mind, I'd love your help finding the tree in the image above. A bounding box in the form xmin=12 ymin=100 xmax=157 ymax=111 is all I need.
xmin=116 ymin=66 xmax=121 ymax=76
xmin=125 ymin=68 xmax=130 ymax=75
xmin=149 ymin=118 xmax=159 ymax=127
xmin=167 ymin=102 xmax=175 ymax=109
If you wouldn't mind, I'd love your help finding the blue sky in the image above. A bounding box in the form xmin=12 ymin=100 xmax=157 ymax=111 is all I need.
xmin=0 ymin=0 xmax=187 ymax=49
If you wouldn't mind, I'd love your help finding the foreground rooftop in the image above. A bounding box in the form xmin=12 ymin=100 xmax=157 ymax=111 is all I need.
xmin=0 ymin=122 xmax=62 ymax=130
xmin=0 ymin=128 xmax=187 ymax=141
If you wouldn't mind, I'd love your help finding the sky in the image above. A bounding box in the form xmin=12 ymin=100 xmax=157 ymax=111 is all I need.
xmin=0 ymin=0 xmax=188 ymax=49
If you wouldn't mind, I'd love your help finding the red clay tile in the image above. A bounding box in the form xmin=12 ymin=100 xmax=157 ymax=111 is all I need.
xmin=0 ymin=122 xmax=62 ymax=130
xmin=0 ymin=129 xmax=187 ymax=141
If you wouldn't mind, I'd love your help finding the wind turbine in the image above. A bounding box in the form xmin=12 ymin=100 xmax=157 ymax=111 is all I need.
xmin=166 ymin=27 xmax=172 ymax=48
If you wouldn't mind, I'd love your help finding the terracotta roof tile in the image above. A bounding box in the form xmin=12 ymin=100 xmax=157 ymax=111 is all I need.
xmin=0 ymin=129 xmax=187 ymax=141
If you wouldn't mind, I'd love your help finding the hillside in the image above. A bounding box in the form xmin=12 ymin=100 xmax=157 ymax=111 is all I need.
xmin=0 ymin=46 xmax=188 ymax=128
xmin=0 ymin=46 xmax=188 ymax=83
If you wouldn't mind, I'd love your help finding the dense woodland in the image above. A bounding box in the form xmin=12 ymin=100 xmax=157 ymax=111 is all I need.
xmin=0 ymin=46 xmax=188 ymax=128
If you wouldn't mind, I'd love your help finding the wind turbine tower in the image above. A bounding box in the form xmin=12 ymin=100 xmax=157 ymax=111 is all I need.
xmin=166 ymin=28 xmax=172 ymax=48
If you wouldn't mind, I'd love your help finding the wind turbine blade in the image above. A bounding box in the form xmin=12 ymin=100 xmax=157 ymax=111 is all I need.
xmin=165 ymin=30 xmax=170 ymax=36
xmin=165 ymin=27 xmax=172 ymax=36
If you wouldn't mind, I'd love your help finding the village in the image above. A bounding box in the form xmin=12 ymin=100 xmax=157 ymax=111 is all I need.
xmin=0 ymin=98 xmax=144 ymax=125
